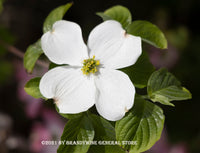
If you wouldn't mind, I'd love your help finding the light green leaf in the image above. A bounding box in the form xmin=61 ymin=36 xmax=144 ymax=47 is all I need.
xmin=127 ymin=20 xmax=167 ymax=49
xmin=24 ymin=77 xmax=44 ymax=99
xmin=120 ymin=51 xmax=155 ymax=88
xmin=147 ymin=68 xmax=192 ymax=106
xmin=43 ymin=2 xmax=73 ymax=33
xmin=97 ymin=5 xmax=132 ymax=29
xmin=96 ymin=12 xmax=112 ymax=21
xmin=88 ymin=114 xmax=126 ymax=153
xmin=115 ymin=96 xmax=165 ymax=153
xmin=23 ymin=40 xmax=43 ymax=73
xmin=57 ymin=114 xmax=94 ymax=153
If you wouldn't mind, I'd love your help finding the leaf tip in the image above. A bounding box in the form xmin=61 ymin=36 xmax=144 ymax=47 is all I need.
xmin=67 ymin=1 xmax=74 ymax=7
xmin=182 ymin=87 xmax=192 ymax=99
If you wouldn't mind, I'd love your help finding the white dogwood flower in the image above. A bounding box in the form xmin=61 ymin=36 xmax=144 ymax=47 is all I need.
xmin=39 ymin=20 xmax=142 ymax=121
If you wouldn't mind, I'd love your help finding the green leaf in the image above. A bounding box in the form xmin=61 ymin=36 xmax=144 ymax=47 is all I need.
xmin=97 ymin=5 xmax=132 ymax=29
xmin=43 ymin=2 xmax=73 ymax=33
xmin=127 ymin=20 xmax=167 ymax=49
xmin=120 ymin=51 xmax=155 ymax=88
xmin=147 ymin=68 xmax=192 ymax=106
xmin=24 ymin=40 xmax=43 ymax=73
xmin=89 ymin=114 xmax=116 ymax=141
xmin=57 ymin=114 xmax=94 ymax=153
xmin=55 ymin=106 xmax=83 ymax=119
xmin=49 ymin=62 xmax=68 ymax=70
xmin=88 ymin=114 xmax=126 ymax=153
xmin=115 ymin=96 xmax=165 ymax=153
xmin=24 ymin=77 xmax=44 ymax=99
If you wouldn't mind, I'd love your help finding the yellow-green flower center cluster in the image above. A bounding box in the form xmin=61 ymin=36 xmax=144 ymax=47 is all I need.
xmin=81 ymin=56 xmax=100 ymax=75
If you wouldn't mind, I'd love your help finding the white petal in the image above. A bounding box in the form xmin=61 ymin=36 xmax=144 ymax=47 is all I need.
xmin=95 ymin=68 xmax=135 ymax=121
xmin=41 ymin=20 xmax=88 ymax=65
xmin=39 ymin=66 xmax=96 ymax=113
xmin=88 ymin=20 xmax=142 ymax=69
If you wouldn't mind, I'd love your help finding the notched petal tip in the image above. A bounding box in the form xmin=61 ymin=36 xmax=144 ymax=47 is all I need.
xmin=53 ymin=97 xmax=60 ymax=106
xmin=50 ymin=28 xmax=55 ymax=34
xmin=124 ymin=106 xmax=129 ymax=113
xmin=123 ymin=30 xmax=130 ymax=38
xmin=41 ymin=20 xmax=88 ymax=65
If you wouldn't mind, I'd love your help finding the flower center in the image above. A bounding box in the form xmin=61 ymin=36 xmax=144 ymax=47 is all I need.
xmin=81 ymin=56 xmax=100 ymax=75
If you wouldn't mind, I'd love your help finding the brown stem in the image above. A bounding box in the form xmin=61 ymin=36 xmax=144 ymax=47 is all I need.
xmin=0 ymin=40 xmax=49 ymax=68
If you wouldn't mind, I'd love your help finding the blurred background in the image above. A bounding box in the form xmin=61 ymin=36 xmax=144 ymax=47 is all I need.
xmin=0 ymin=0 xmax=199 ymax=153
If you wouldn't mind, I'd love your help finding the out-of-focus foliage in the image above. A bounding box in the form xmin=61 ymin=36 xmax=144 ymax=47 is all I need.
xmin=0 ymin=60 xmax=12 ymax=85
xmin=0 ymin=0 xmax=4 ymax=13
xmin=0 ymin=26 xmax=15 ymax=85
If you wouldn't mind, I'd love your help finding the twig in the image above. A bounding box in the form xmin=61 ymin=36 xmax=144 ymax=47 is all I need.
xmin=0 ymin=40 xmax=49 ymax=68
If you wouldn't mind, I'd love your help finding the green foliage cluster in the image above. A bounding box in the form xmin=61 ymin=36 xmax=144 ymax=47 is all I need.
xmin=23 ymin=4 xmax=192 ymax=153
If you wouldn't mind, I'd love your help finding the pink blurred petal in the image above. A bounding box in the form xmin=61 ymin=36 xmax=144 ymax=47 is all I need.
xmin=30 ymin=122 xmax=52 ymax=153
xmin=170 ymin=143 xmax=188 ymax=153
xmin=25 ymin=100 xmax=42 ymax=119
xmin=148 ymin=129 xmax=170 ymax=153
xmin=148 ymin=44 xmax=179 ymax=69
xmin=42 ymin=108 xmax=65 ymax=138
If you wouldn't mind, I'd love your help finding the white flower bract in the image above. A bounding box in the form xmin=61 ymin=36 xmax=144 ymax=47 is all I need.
xmin=39 ymin=20 xmax=142 ymax=121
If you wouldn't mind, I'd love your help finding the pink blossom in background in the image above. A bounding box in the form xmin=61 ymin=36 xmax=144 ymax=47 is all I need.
xmin=42 ymin=108 xmax=65 ymax=138
xmin=147 ymin=129 xmax=170 ymax=153
xmin=14 ymin=60 xmax=46 ymax=119
xmin=148 ymin=44 xmax=179 ymax=69
xmin=14 ymin=60 xmax=66 ymax=153
xmin=29 ymin=122 xmax=51 ymax=152
xmin=29 ymin=109 xmax=65 ymax=153
xmin=146 ymin=129 xmax=189 ymax=153
xmin=170 ymin=143 xmax=188 ymax=153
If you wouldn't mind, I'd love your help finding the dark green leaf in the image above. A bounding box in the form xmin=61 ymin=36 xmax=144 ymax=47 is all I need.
xmin=43 ymin=2 xmax=73 ymax=33
xmin=127 ymin=20 xmax=167 ymax=49
xmin=120 ymin=51 xmax=155 ymax=88
xmin=24 ymin=77 xmax=44 ymax=99
xmin=49 ymin=62 xmax=68 ymax=70
xmin=147 ymin=68 xmax=192 ymax=106
xmin=55 ymin=106 xmax=83 ymax=119
xmin=23 ymin=40 xmax=43 ymax=73
xmin=88 ymin=114 xmax=126 ymax=153
xmin=115 ymin=96 xmax=165 ymax=153
xmin=57 ymin=114 xmax=94 ymax=153
xmin=97 ymin=5 xmax=132 ymax=29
